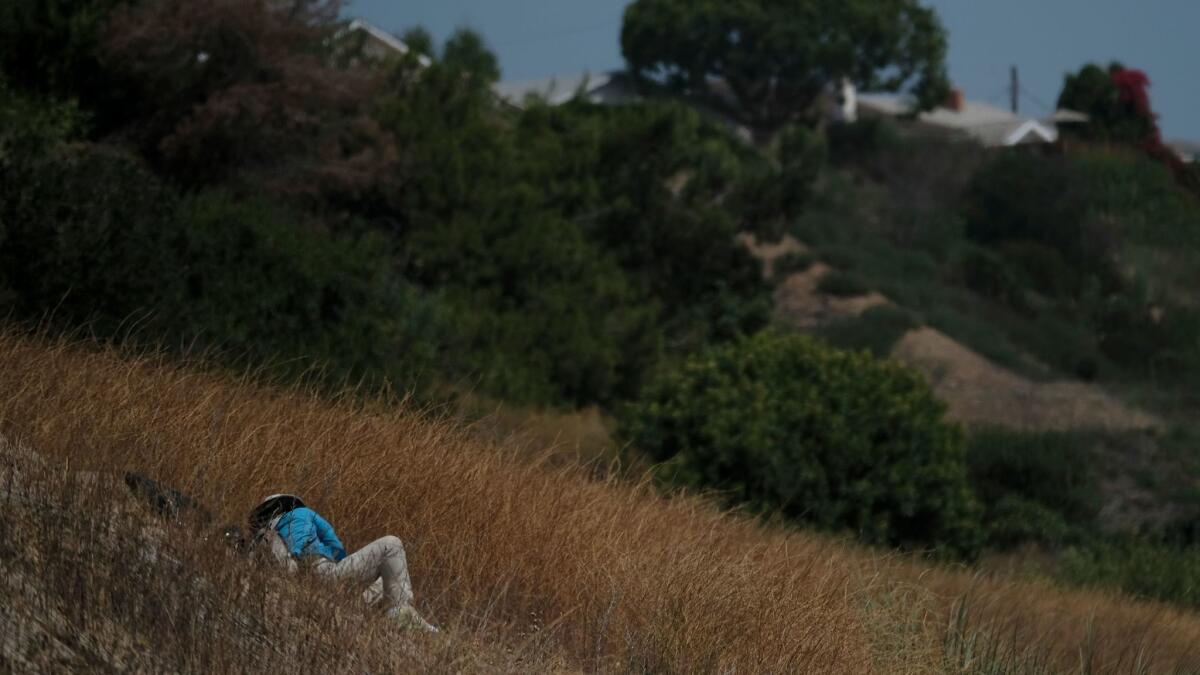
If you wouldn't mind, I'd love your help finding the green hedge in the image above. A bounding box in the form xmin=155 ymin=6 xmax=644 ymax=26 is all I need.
xmin=622 ymin=331 xmax=981 ymax=557
xmin=0 ymin=137 xmax=439 ymax=389
xmin=1058 ymin=537 xmax=1200 ymax=609
xmin=815 ymin=304 xmax=920 ymax=357
xmin=967 ymin=430 xmax=1101 ymax=548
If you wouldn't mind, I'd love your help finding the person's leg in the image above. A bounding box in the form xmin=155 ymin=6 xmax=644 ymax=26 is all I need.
xmin=323 ymin=535 xmax=414 ymax=608
xmin=315 ymin=535 xmax=436 ymax=631
xmin=362 ymin=578 xmax=384 ymax=606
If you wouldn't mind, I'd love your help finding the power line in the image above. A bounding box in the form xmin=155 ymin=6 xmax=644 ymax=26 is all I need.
xmin=1019 ymin=84 xmax=1055 ymax=114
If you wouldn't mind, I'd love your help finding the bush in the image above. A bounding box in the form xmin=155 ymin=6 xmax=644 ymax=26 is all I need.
xmin=964 ymin=152 xmax=1122 ymax=295
xmin=816 ymin=304 xmax=920 ymax=357
xmin=166 ymin=192 xmax=439 ymax=386
xmin=0 ymin=141 xmax=438 ymax=389
xmin=732 ymin=123 xmax=825 ymax=238
xmin=0 ymin=0 xmax=125 ymax=120
xmin=1058 ymin=537 xmax=1200 ymax=609
xmin=0 ymin=143 xmax=179 ymax=333
xmin=622 ymin=331 xmax=981 ymax=557
xmin=826 ymin=118 xmax=902 ymax=166
xmin=817 ymin=271 xmax=871 ymax=297
xmin=378 ymin=90 xmax=776 ymax=405
xmin=1057 ymin=63 xmax=1157 ymax=147
xmin=958 ymin=245 xmax=1030 ymax=312
xmin=772 ymin=251 xmax=815 ymax=278
xmin=985 ymin=496 xmax=1072 ymax=548
xmin=967 ymin=430 xmax=1101 ymax=548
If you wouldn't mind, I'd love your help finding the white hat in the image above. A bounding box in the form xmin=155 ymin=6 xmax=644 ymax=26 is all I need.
xmin=248 ymin=493 xmax=307 ymax=528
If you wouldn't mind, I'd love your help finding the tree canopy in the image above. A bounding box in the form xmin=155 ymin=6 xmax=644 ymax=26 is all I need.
xmin=1057 ymin=62 xmax=1158 ymax=146
xmin=620 ymin=0 xmax=949 ymax=135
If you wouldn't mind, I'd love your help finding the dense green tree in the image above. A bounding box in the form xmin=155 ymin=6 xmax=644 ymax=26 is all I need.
xmin=622 ymin=331 xmax=981 ymax=557
xmin=515 ymin=101 xmax=773 ymax=346
xmin=374 ymin=46 xmax=781 ymax=403
xmin=620 ymin=0 xmax=949 ymax=134
xmin=0 ymin=0 xmax=129 ymax=129
xmin=1057 ymin=62 xmax=1157 ymax=146
xmin=100 ymin=0 xmax=394 ymax=205
xmin=374 ymin=57 xmax=661 ymax=404
xmin=399 ymin=26 xmax=435 ymax=60
xmin=963 ymin=152 xmax=1125 ymax=303
xmin=0 ymin=106 xmax=435 ymax=388
xmin=0 ymin=1 xmax=803 ymax=408
xmin=442 ymin=28 xmax=501 ymax=84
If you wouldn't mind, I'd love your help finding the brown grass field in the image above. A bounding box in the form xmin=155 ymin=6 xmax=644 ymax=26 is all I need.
xmin=1 ymin=330 xmax=1198 ymax=673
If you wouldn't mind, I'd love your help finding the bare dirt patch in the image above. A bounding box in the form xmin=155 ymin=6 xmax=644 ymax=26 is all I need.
xmin=740 ymin=233 xmax=1157 ymax=432
xmin=739 ymin=233 xmax=888 ymax=329
xmin=772 ymin=263 xmax=889 ymax=330
xmin=736 ymin=232 xmax=808 ymax=279
xmin=891 ymin=328 xmax=1160 ymax=432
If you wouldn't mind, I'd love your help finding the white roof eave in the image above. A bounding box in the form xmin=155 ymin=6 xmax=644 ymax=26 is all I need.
xmin=346 ymin=19 xmax=433 ymax=68
xmin=1002 ymin=119 xmax=1058 ymax=146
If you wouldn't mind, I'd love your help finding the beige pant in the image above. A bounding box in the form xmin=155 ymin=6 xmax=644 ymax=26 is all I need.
xmin=312 ymin=535 xmax=415 ymax=609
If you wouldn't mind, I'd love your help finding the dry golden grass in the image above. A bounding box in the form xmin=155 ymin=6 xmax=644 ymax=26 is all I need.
xmin=448 ymin=395 xmax=630 ymax=475
xmin=1 ymin=330 xmax=1198 ymax=673
xmin=1 ymin=443 xmax=552 ymax=673
xmin=0 ymin=332 xmax=866 ymax=672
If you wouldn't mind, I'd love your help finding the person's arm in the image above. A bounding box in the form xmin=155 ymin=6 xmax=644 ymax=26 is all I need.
xmin=312 ymin=511 xmax=347 ymax=561
xmin=263 ymin=529 xmax=299 ymax=573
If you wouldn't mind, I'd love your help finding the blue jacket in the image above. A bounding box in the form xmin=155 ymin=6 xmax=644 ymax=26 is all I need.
xmin=272 ymin=507 xmax=347 ymax=562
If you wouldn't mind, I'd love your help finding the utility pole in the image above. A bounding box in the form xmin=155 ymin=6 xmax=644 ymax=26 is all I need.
xmin=1010 ymin=65 xmax=1019 ymax=114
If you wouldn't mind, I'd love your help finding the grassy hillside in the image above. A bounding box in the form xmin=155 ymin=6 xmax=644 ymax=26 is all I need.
xmin=2 ymin=331 xmax=1199 ymax=673
xmin=762 ymin=124 xmax=1200 ymax=609
xmin=807 ymin=127 xmax=1200 ymax=412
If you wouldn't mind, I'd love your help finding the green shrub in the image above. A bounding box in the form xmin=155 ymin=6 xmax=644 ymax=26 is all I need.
xmin=985 ymin=496 xmax=1073 ymax=548
xmin=0 ymin=141 xmax=440 ymax=390
xmin=817 ymin=271 xmax=871 ymax=297
xmin=816 ymin=304 xmax=920 ymax=357
xmin=997 ymin=240 xmax=1079 ymax=301
xmin=622 ymin=331 xmax=981 ymax=557
xmin=378 ymin=89 xmax=776 ymax=405
xmin=166 ymin=192 xmax=440 ymax=386
xmin=0 ymin=143 xmax=179 ymax=333
xmin=967 ymin=430 xmax=1101 ymax=548
xmin=1057 ymin=63 xmax=1157 ymax=147
xmin=772 ymin=251 xmax=815 ymax=278
xmin=1058 ymin=537 xmax=1200 ymax=609
xmin=826 ymin=118 xmax=903 ymax=165
xmin=0 ymin=0 xmax=125 ymax=118
xmin=0 ymin=84 xmax=86 ymax=306
xmin=1074 ymin=149 xmax=1200 ymax=249
xmin=1092 ymin=280 xmax=1200 ymax=384
xmin=433 ymin=213 xmax=658 ymax=406
xmin=814 ymin=245 xmax=860 ymax=271
xmin=964 ymin=153 xmax=1122 ymax=294
xmin=958 ymin=245 xmax=1029 ymax=312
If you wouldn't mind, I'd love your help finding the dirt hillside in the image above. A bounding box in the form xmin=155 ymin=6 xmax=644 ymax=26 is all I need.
xmin=741 ymin=234 xmax=1159 ymax=432
xmin=891 ymin=328 xmax=1159 ymax=432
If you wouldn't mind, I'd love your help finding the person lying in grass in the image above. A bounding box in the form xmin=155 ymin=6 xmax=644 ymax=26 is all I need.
xmin=248 ymin=493 xmax=438 ymax=632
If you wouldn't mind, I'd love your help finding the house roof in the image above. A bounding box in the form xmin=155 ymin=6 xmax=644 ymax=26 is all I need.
xmin=1047 ymin=109 xmax=1090 ymax=124
xmin=493 ymin=71 xmax=627 ymax=107
xmin=856 ymin=92 xmax=1062 ymax=147
xmin=1167 ymin=139 xmax=1200 ymax=162
xmin=344 ymin=19 xmax=432 ymax=67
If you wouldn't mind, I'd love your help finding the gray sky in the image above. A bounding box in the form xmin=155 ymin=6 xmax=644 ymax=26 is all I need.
xmin=351 ymin=1 xmax=1200 ymax=141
